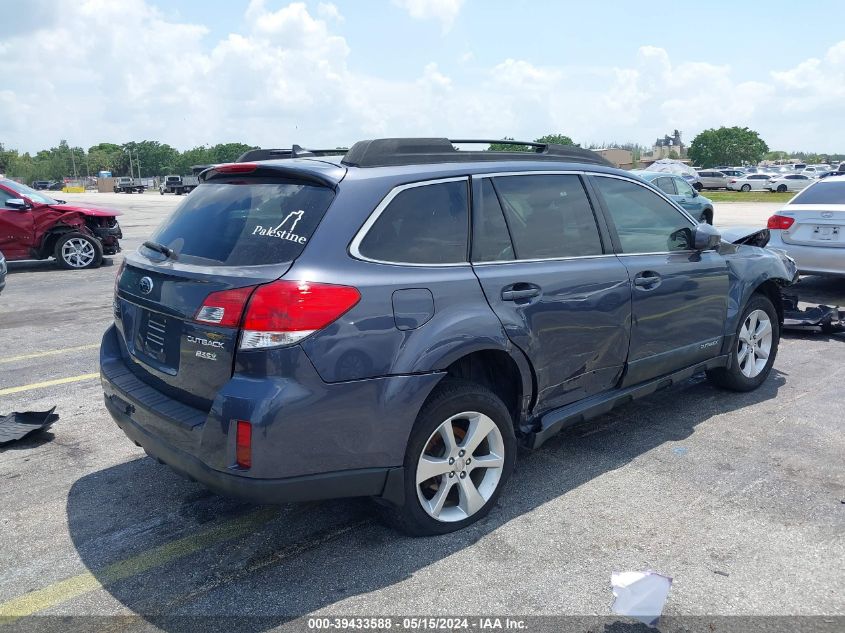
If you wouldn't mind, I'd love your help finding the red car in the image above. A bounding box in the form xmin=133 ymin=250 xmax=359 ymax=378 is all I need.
xmin=0 ymin=178 xmax=122 ymax=269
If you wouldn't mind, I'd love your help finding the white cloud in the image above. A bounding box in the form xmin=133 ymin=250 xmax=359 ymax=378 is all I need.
xmin=317 ymin=2 xmax=344 ymax=22
xmin=1 ymin=2 xmax=844 ymax=155
xmin=392 ymin=0 xmax=465 ymax=32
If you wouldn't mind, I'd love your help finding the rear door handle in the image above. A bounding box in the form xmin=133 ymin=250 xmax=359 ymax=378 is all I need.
xmin=633 ymin=272 xmax=662 ymax=289
xmin=501 ymin=283 xmax=541 ymax=301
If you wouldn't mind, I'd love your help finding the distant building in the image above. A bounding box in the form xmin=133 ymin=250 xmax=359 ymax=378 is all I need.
xmin=594 ymin=148 xmax=634 ymax=169
xmin=639 ymin=130 xmax=691 ymax=168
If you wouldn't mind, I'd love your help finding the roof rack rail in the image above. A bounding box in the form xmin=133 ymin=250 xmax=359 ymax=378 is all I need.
xmin=341 ymin=137 xmax=613 ymax=168
xmin=235 ymin=145 xmax=348 ymax=163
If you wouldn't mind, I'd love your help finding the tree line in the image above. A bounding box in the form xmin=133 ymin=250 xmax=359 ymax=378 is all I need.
xmin=0 ymin=140 xmax=257 ymax=183
xmin=2 ymin=131 xmax=841 ymax=183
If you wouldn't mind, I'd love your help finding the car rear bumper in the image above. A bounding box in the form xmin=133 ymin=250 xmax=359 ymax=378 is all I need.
xmin=105 ymin=395 xmax=397 ymax=504
xmin=100 ymin=325 xmax=439 ymax=504
xmin=768 ymin=232 xmax=845 ymax=275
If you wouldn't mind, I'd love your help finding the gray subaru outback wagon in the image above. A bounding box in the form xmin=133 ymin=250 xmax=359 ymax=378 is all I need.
xmin=101 ymin=138 xmax=797 ymax=535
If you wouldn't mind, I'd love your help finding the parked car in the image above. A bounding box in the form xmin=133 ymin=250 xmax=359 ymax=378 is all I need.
xmin=0 ymin=178 xmax=122 ymax=269
xmin=0 ymin=250 xmax=6 ymax=294
xmin=766 ymin=174 xmax=812 ymax=193
xmin=31 ymin=180 xmax=51 ymax=190
xmin=719 ymin=169 xmax=746 ymax=179
xmin=102 ymin=138 xmax=797 ymax=535
xmin=767 ymin=175 xmax=845 ymax=276
xmin=696 ymin=170 xmax=729 ymax=190
xmin=727 ymin=174 xmax=774 ymax=192
xmin=633 ymin=171 xmax=714 ymax=223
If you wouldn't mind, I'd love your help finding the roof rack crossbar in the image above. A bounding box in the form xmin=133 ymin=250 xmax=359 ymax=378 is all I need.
xmin=235 ymin=146 xmax=348 ymax=163
xmin=341 ymin=137 xmax=614 ymax=168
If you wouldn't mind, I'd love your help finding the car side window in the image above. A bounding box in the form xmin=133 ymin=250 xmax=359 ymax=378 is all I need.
xmin=492 ymin=174 xmax=603 ymax=259
xmin=471 ymin=178 xmax=514 ymax=262
xmin=593 ymin=176 xmax=695 ymax=254
xmin=654 ymin=177 xmax=677 ymax=195
xmin=358 ymin=179 xmax=469 ymax=264
xmin=0 ymin=190 xmax=13 ymax=207
xmin=675 ymin=178 xmax=695 ymax=197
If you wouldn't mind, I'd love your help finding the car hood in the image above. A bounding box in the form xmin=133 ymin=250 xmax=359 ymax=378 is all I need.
xmin=719 ymin=226 xmax=771 ymax=246
xmin=40 ymin=203 xmax=122 ymax=217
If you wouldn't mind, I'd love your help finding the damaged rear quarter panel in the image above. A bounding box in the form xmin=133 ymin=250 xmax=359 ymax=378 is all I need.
xmin=718 ymin=241 xmax=797 ymax=345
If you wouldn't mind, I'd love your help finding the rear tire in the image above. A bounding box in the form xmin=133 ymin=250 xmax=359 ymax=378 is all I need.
xmin=54 ymin=232 xmax=102 ymax=270
xmin=741 ymin=184 xmax=751 ymax=192
xmin=693 ymin=182 xmax=703 ymax=191
xmin=777 ymin=185 xmax=787 ymax=193
xmin=380 ymin=380 xmax=516 ymax=536
xmin=707 ymin=294 xmax=779 ymax=391
xmin=699 ymin=208 xmax=714 ymax=225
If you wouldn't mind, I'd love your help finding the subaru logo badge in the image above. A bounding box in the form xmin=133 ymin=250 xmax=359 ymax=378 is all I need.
xmin=139 ymin=276 xmax=154 ymax=295
xmin=821 ymin=211 xmax=833 ymax=219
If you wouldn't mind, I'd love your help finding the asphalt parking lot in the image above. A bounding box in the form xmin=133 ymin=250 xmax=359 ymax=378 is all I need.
xmin=1 ymin=192 xmax=844 ymax=627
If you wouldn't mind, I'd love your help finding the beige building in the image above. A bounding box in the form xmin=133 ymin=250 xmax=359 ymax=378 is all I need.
xmin=594 ymin=148 xmax=634 ymax=169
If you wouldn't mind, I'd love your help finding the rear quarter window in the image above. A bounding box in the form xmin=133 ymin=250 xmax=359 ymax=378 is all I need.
xmin=356 ymin=179 xmax=469 ymax=264
xmin=146 ymin=180 xmax=335 ymax=266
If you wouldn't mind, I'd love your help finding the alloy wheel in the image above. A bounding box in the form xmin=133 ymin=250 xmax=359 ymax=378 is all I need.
xmin=737 ymin=309 xmax=773 ymax=378
xmin=415 ymin=411 xmax=505 ymax=523
xmin=61 ymin=238 xmax=96 ymax=268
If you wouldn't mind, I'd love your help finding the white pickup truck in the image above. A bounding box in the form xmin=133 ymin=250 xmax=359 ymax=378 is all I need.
xmin=159 ymin=175 xmax=199 ymax=195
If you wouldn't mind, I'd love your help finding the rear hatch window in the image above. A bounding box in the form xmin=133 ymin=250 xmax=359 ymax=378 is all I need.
xmin=145 ymin=180 xmax=335 ymax=266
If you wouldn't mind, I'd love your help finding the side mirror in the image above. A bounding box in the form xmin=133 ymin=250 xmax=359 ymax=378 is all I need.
xmin=5 ymin=198 xmax=29 ymax=211
xmin=693 ymin=223 xmax=721 ymax=251
xmin=691 ymin=188 xmax=699 ymax=197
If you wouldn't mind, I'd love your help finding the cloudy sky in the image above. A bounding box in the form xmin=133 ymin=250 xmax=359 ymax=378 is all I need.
xmin=2 ymin=0 xmax=844 ymax=154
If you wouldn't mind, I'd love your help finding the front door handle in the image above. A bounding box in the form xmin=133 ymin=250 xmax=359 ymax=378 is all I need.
xmin=501 ymin=283 xmax=541 ymax=301
xmin=633 ymin=271 xmax=662 ymax=289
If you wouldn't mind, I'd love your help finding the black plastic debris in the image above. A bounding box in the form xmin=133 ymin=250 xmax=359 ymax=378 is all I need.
xmin=0 ymin=407 xmax=59 ymax=445
xmin=782 ymin=294 xmax=845 ymax=334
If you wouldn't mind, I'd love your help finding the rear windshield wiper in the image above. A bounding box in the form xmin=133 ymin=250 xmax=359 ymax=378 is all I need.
xmin=142 ymin=241 xmax=175 ymax=259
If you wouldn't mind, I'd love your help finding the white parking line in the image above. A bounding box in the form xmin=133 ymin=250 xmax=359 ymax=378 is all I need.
xmin=0 ymin=344 xmax=100 ymax=364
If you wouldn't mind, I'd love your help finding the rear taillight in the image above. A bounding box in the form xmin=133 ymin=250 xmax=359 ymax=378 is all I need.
xmin=195 ymin=286 xmax=256 ymax=328
xmin=729 ymin=179 xmax=737 ymax=183
xmin=240 ymin=280 xmax=361 ymax=350
xmin=235 ymin=420 xmax=252 ymax=469
xmin=767 ymin=215 xmax=795 ymax=230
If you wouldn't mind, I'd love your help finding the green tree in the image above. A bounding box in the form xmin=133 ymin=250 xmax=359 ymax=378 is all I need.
xmin=688 ymin=127 xmax=769 ymax=167
xmin=487 ymin=133 xmax=575 ymax=152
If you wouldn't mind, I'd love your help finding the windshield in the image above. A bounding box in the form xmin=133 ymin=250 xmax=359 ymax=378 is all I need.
xmin=1 ymin=179 xmax=58 ymax=205
xmin=791 ymin=180 xmax=845 ymax=205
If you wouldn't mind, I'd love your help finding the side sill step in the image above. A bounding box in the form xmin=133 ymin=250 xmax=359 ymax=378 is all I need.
xmin=527 ymin=355 xmax=729 ymax=449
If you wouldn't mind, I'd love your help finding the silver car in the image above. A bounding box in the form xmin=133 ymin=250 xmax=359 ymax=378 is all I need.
xmin=767 ymin=175 xmax=845 ymax=276
xmin=727 ymin=174 xmax=772 ymax=191
xmin=696 ymin=170 xmax=729 ymax=190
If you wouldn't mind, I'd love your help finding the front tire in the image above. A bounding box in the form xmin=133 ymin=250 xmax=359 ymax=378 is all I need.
xmin=777 ymin=184 xmax=788 ymax=193
xmin=699 ymin=208 xmax=714 ymax=225
xmin=54 ymin=233 xmax=103 ymax=270
xmin=707 ymin=294 xmax=779 ymax=391
xmin=381 ymin=380 xmax=516 ymax=536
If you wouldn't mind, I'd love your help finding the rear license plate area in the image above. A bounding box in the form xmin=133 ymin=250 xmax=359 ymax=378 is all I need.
xmin=813 ymin=225 xmax=840 ymax=241
xmin=134 ymin=310 xmax=179 ymax=370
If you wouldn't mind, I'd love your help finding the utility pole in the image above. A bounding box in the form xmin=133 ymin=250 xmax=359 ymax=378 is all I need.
xmin=127 ymin=149 xmax=133 ymax=181
xmin=136 ymin=150 xmax=142 ymax=180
